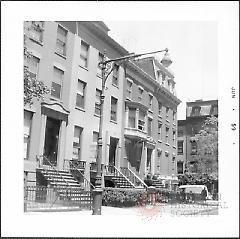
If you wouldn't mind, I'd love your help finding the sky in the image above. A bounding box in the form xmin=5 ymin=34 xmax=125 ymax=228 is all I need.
xmin=105 ymin=21 xmax=218 ymax=120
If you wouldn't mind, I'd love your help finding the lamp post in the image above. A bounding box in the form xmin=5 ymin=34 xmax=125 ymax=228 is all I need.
xmin=92 ymin=48 xmax=170 ymax=215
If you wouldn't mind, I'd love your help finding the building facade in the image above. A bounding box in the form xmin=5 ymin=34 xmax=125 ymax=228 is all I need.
xmin=176 ymin=100 xmax=218 ymax=175
xmin=24 ymin=21 xmax=181 ymax=189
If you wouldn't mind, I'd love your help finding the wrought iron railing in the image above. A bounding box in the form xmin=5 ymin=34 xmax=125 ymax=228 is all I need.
xmin=104 ymin=165 xmax=135 ymax=188
xmin=24 ymin=185 xmax=93 ymax=211
xmin=64 ymin=159 xmax=95 ymax=190
xmin=90 ymin=162 xmax=104 ymax=172
xmin=64 ymin=159 xmax=86 ymax=170
xmin=120 ymin=167 xmax=148 ymax=189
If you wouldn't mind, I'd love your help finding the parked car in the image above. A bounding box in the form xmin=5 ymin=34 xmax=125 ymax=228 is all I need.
xmin=179 ymin=185 xmax=212 ymax=202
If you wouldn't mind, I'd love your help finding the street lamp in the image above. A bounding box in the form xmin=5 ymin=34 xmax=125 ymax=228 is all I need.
xmin=92 ymin=48 xmax=170 ymax=215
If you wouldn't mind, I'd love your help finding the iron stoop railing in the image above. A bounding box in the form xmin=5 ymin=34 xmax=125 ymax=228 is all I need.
xmin=63 ymin=159 xmax=95 ymax=190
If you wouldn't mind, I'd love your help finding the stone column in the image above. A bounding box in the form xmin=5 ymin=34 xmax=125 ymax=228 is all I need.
xmin=136 ymin=108 xmax=139 ymax=129
xmin=139 ymin=142 xmax=147 ymax=178
xmin=125 ymin=106 xmax=129 ymax=128
xmin=39 ymin=114 xmax=47 ymax=158
xmin=58 ymin=120 xmax=66 ymax=170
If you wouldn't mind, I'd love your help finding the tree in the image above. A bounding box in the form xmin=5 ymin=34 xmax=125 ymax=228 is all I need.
xmin=24 ymin=22 xmax=50 ymax=106
xmin=194 ymin=116 xmax=218 ymax=179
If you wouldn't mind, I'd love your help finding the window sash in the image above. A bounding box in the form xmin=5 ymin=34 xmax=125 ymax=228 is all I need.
xmin=80 ymin=41 xmax=89 ymax=67
xmin=138 ymin=119 xmax=145 ymax=131
xmin=111 ymin=98 xmax=117 ymax=121
xmin=73 ymin=127 xmax=82 ymax=159
xmin=54 ymin=67 xmax=63 ymax=84
xmin=56 ymin=39 xmax=66 ymax=55
xmin=51 ymin=82 xmax=61 ymax=99
xmin=128 ymin=109 xmax=136 ymax=128
xmin=76 ymin=93 xmax=84 ymax=108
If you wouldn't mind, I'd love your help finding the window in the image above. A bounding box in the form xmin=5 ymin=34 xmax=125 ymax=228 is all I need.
xmin=148 ymin=94 xmax=153 ymax=111
xmin=211 ymin=105 xmax=218 ymax=115
xmin=29 ymin=21 xmax=44 ymax=43
xmin=112 ymin=64 xmax=119 ymax=86
xmin=95 ymin=89 xmax=101 ymax=116
xmin=73 ymin=126 xmax=83 ymax=160
xmin=158 ymin=122 xmax=162 ymax=141
xmin=138 ymin=110 xmax=145 ymax=131
xmin=110 ymin=97 xmax=118 ymax=122
xmin=177 ymin=162 xmax=184 ymax=174
xmin=93 ymin=131 xmax=99 ymax=143
xmin=166 ymin=107 xmax=169 ymax=118
xmin=178 ymin=127 xmax=184 ymax=137
xmin=97 ymin=52 xmax=104 ymax=76
xmin=51 ymin=67 xmax=64 ymax=99
xmin=27 ymin=55 xmax=40 ymax=79
xmin=24 ymin=111 xmax=33 ymax=159
xmin=165 ymin=127 xmax=169 ymax=144
xmin=173 ymin=131 xmax=176 ymax=145
xmin=80 ymin=41 xmax=89 ymax=68
xmin=76 ymin=80 xmax=86 ymax=109
xmin=177 ymin=141 xmax=183 ymax=155
xmin=191 ymin=106 xmax=201 ymax=117
xmin=126 ymin=79 xmax=132 ymax=100
xmin=56 ymin=25 xmax=67 ymax=56
xmin=158 ymin=101 xmax=162 ymax=115
xmin=128 ymin=108 xmax=136 ymax=128
xmin=138 ymin=87 xmax=144 ymax=102
xmin=191 ymin=141 xmax=197 ymax=155
xmin=147 ymin=118 xmax=152 ymax=136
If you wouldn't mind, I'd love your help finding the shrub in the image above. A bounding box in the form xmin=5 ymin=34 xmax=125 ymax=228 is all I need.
xmin=102 ymin=187 xmax=146 ymax=207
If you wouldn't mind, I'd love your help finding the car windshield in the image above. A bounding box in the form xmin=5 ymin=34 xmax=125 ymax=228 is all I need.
xmin=184 ymin=187 xmax=204 ymax=194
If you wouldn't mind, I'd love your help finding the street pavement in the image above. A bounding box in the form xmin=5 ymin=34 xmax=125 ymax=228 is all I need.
xmin=27 ymin=200 xmax=219 ymax=217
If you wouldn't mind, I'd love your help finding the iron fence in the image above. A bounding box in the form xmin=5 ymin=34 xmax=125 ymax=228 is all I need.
xmin=24 ymin=185 xmax=93 ymax=211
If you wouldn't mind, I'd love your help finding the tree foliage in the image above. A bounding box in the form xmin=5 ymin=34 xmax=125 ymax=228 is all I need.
xmin=24 ymin=23 xmax=50 ymax=106
xmin=192 ymin=116 xmax=218 ymax=179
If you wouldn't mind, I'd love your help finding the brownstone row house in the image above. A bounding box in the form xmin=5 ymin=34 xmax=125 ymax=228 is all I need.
xmin=24 ymin=21 xmax=181 ymax=192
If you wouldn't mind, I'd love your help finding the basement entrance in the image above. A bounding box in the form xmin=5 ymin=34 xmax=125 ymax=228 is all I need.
xmin=108 ymin=137 xmax=119 ymax=166
xmin=43 ymin=117 xmax=61 ymax=166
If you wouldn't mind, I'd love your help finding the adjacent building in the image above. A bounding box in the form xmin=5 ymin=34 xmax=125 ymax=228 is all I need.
xmin=24 ymin=21 xmax=181 ymax=190
xmin=176 ymin=99 xmax=218 ymax=175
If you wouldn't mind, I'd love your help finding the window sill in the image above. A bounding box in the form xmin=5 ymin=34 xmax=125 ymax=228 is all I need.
xmin=55 ymin=51 xmax=67 ymax=59
xmin=158 ymin=114 xmax=162 ymax=118
xmin=177 ymin=153 xmax=183 ymax=155
xmin=110 ymin=120 xmax=117 ymax=124
xmin=79 ymin=65 xmax=88 ymax=71
xmin=158 ymin=140 xmax=162 ymax=143
xmin=173 ymin=145 xmax=176 ymax=149
xmin=50 ymin=97 xmax=63 ymax=103
xmin=126 ymin=97 xmax=132 ymax=101
xmin=75 ymin=106 xmax=85 ymax=112
xmin=166 ymin=119 xmax=170 ymax=123
xmin=29 ymin=37 xmax=43 ymax=46
xmin=94 ymin=113 xmax=100 ymax=118
xmin=165 ymin=143 xmax=170 ymax=146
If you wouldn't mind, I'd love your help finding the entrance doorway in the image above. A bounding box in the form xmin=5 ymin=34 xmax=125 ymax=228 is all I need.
xmin=108 ymin=137 xmax=119 ymax=166
xmin=43 ymin=117 xmax=61 ymax=166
